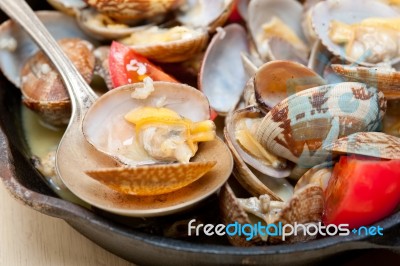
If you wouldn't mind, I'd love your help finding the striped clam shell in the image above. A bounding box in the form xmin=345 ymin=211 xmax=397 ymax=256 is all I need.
xmin=255 ymin=82 xmax=387 ymax=168
xmin=323 ymin=132 xmax=400 ymax=160
xmin=332 ymin=64 xmax=400 ymax=100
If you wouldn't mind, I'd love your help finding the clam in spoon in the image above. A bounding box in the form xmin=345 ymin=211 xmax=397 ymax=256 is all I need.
xmin=0 ymin=0 xmax=233 ymax=217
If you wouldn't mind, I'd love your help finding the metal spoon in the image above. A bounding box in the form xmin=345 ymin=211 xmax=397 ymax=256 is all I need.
xmin=0 ymin=0 xmax=118 ymax=200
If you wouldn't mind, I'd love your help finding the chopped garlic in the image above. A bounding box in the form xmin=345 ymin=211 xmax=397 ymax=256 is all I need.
xmin=131 ymin=77 xmax=154 ymax=99
xmin=40 ymin=63 xmax=51 ymax=75
xmin=0 ymin=37 xmax=17 ymax=51
xmin=216 ymin=27 xmax=226 ymax=39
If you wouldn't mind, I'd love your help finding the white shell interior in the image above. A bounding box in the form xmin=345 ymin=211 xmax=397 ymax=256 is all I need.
xmin=312 ymin=0 xmax=400 ymax=66
xmin=82 ymin=82 xmax=211 ymax=165
xmin=200 ymin=24 xmax=249 ymax=115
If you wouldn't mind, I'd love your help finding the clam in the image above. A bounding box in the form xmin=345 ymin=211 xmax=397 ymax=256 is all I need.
xmin=254 ymin=82 xmax=387 ymax=169
xmin=294 ymin=162 xmax=333 ymax=192
xmin=47 ymin=0 xmax=87 ymax=16
xmin=85 ymin=0 xmax=184 ymax=21
xmin=301 ymin=0 xmax=322 ymax=45
xmin=323 ymin=132 xmax=400 ymax=160
xmin=248 ymin=0 xmax=308 ymax=62
xmin=312 ymin=0 xmax=400 ymax=66
xmin=219 ymin=182 xmax=323 ymax=246
xmin=199 ymin=24 xmax=249 ymax=115
xmin=92 ymin=46 xmax=112 ymax=90
xmin=82 ymin=81 xmax=232 ymax=195
xmin=253 ymin=60 xmax=326 ymax=111
xmin=118 ymin=26 xmax=208 ymax=62
xmin=0 ymin=10 xmax=97 ymax=88
xmin=308 ymin=40 xmax=346 ymax=84
xmin=20 ymin=38 xmax=95 ymax=126
xmin=331 ymin=64 xmax=400 ymax=99
xmin=177 ymin=0 xmax=235 ymax=32
xmin=76 ymin=8 xmax=154 ymax=40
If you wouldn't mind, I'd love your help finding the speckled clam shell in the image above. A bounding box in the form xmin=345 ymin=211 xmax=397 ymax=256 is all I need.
xmin=199 ymin=24 xmax=249 ymax=115
xmin=20 ymin=38 xmax=95 ymax=126
xmin=311 ymin=0 xmax=400 ymax=66
xmin=254 ymin=60 xmax=326 ymax=111
xmin=47 ymin=0 xmax=87 ymax=16
xmin=86 ymin=161 xmax=216 ymax=196
xmin=86 ymin=0 xmax=184 ymax=21
xmin=255 ymin=82 xmax=387 ymax=168
xmin=323 ymin=132 xmax=400 ymax=160
xmin=82 ymin=82 xmax=212 ymax=166
xmin=76 ymin=8 xmax=153 ymax=40
xmin=0 ymin=11 xmax=97 ymax=88
xmin=219 ymin=183 xmax=264 ymax=246
xmin=268 ymin=184 xmax=324 ymax=244
xmin=120 ymin=28 xmax=209 ymax=63
xmin=332 ymin=64 xmax=400 ymax=100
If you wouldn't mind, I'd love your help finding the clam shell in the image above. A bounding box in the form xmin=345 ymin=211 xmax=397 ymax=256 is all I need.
xmin=76 ymin=8 xmax=153 ymax=40
xmin=268 ymin=184 xmax=324 ymax=244
xmin=47 ymin=0 xmax=87 ymax=16
xmin=0 ymin=10 xmax=97 ymax=88
xmin=294 ymin=162 xmax=333 ymax=192
xmin=93 ymin=46 xmax=113 ymax=90
xmin=20 ymin=38 xmax=95 ymax=126
xmin=82 ymin=82 xmax=211 ymax=166
xmin=323 ymin=132 xmax=400 ymax=160
xmin=248 ymin=0 xmax=307 ymax=61
xmin=265 ymin=37 xmax=308 ymax=65
xmin=237 ymin=0 xmax=250 ymax=22
xmin=219 ymin=183 xmax=264 ymax=246
xmin=177 ymin=0 xmax=235 ymax=32
xmin=255 ymin=82 xmax=387 ymax=168
xmin=308 ymin=40 xmax=346 ymax=84
xmin=311 ymin=0 xmax=400 ymax=66
xmin=86 ymin=161 xmax=216 ymax=196
xmin=332 ymin=64 xmax=400 ymax=100
xmin=254 ymin=60 xmax=326 ymax=111
xmin=86 ymin=0 xmax=183 ymax=20
xmin=199 ymin=24 xmax=249 ymax=115
xmin=119 ymin=27 xmax=209 ymax=63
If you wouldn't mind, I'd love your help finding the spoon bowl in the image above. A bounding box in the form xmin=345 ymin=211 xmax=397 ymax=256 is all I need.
xmin=0 ymin=0 xmax=233 ymax=216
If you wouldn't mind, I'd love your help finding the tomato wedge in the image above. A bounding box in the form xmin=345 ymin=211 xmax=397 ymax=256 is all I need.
xmin=323 ymin=155 xmax=400 ymax=229
xmin=108 ymin=41 xmax=177 ymax=88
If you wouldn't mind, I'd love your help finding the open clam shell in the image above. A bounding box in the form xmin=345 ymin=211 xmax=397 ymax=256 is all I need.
xmin=323 ymin=132 xmax=400 ymax=160
xmin=311 ymin=0 xmax=400 ymax=66
xmin=20 ymin=38 xmax=95 ymax=126
xmin=248 ymin=0 xmax=308 ymax=61
xmin=47 ymin=0 xmax=87 ymax=16
xmin=86 ymin=0 xmax=183 ymax=21
xmin=332 ymin=64 xmax=400 ymax=99
xmin=0 ymin=10 xmax=97 ymax=88
xmin=76 ymin=8 xmax=153 ymax=40
xmin=254 ymin=60 xmax=326 ymax=111
xmin=82 ymin=82 xmax=211 ymax=166
xmin=294 ymin=162 xmax=333 ymax=192
xmin=177 ymin=0 xmax=235 ymax=32
xmin=119 ymin=26 xmax=209 ymax=62
xmin=199 ymin=24 xmax=249 ymax=115
xmin=255 ymin=82 xmax=387 ymax=168
xmin=308 ymin=40 xmax=346 ymax=84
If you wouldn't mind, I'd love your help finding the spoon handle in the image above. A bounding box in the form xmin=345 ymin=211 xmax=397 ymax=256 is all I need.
xmin=0 ymin=0 xmax=97 ymax=117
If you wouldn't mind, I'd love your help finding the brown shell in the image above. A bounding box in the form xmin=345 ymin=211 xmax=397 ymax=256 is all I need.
xmin=332 ymin=64 xmax=400 ymax=100
xmin=219 ymin=183 xmax=264 ymax=247
xmin=294 ymin=162 xmax=333 ymax=192
xmin=86 ymin=0 xmax=184 ymax=20
xmin=124 ymin=30 xmax=209 ymax=63
xmin=255 ymin=82 xmax=386 ymax=168
xmin=20 ymin=38 xmax=95 ymax=126
xmin=323 ymin=132 xmax=400 ymax=160
xmin=254 ymin=60 xmax=326 ymax=111
xmin=86 ymin=161 xmax=216 ymax=196
xmin=268 ymin=184 xmax=324 ymax=244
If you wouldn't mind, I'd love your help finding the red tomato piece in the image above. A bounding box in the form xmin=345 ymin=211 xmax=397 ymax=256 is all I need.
xmin=108 ymin=41 xmax=177 ymax=88
xmin=323 ymin=155 xmax=400 ymax=229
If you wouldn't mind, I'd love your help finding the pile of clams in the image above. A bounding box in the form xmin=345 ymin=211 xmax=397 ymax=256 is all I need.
xmin=1 ymin=0 xmax=400 ymax=245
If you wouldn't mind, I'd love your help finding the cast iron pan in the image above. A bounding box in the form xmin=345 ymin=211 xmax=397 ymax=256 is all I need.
xmin=0 ymin=1 xmax=399 ymax=265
